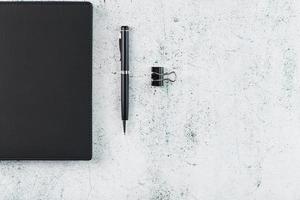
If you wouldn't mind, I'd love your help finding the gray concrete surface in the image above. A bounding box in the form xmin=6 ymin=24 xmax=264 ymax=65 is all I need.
xmin=1 ymin=0 xmax=300 ymax=199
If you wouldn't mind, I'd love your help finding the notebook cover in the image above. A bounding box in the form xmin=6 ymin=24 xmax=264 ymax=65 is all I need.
xmin=0 ymin=2 xmax=92 ymax=160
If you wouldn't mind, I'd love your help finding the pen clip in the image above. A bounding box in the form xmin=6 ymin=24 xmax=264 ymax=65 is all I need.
xmin=119 ymin=37 xmax=122 ymax=61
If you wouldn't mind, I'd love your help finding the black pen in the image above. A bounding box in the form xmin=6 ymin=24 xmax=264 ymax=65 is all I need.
xmin=119 ymin=26 xmax=129 ymax=134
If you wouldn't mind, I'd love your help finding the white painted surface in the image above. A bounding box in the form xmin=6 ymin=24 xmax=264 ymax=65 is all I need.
xmin=1 ymin=0 xmax=300 ymax=199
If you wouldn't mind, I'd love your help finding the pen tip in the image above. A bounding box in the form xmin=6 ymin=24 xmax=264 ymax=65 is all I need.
xmin=123 ymin=120 xmax=126 ymax=135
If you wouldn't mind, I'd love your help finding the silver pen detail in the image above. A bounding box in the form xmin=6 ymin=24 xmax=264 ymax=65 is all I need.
xmin=121 ymin=70 xmax=130 ymax=74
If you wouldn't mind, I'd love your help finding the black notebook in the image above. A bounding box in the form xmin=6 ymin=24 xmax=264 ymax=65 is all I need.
xmin=0 ymin=2 xmax=92 ymax=160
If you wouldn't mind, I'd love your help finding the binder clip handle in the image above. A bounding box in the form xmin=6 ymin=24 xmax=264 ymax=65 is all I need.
xmin=151 ymin=67 xmax=177 ymax=86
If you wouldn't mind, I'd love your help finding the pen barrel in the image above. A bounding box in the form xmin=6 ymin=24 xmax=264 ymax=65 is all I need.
xmin=121 ymin=74 xmax=129 ymax=120
xmin=120 ymin=28 xmax=129 ymax=71
xmin=120 ymin=26 xmax=129 ymax=121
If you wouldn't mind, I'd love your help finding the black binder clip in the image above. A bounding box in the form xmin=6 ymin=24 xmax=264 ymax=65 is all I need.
xmin=151 ymin=67 xmax=177 ymax=86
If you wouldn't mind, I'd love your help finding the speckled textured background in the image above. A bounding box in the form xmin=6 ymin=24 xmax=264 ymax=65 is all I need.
xmin=1 ymin=0 xmax=300 ymax=199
